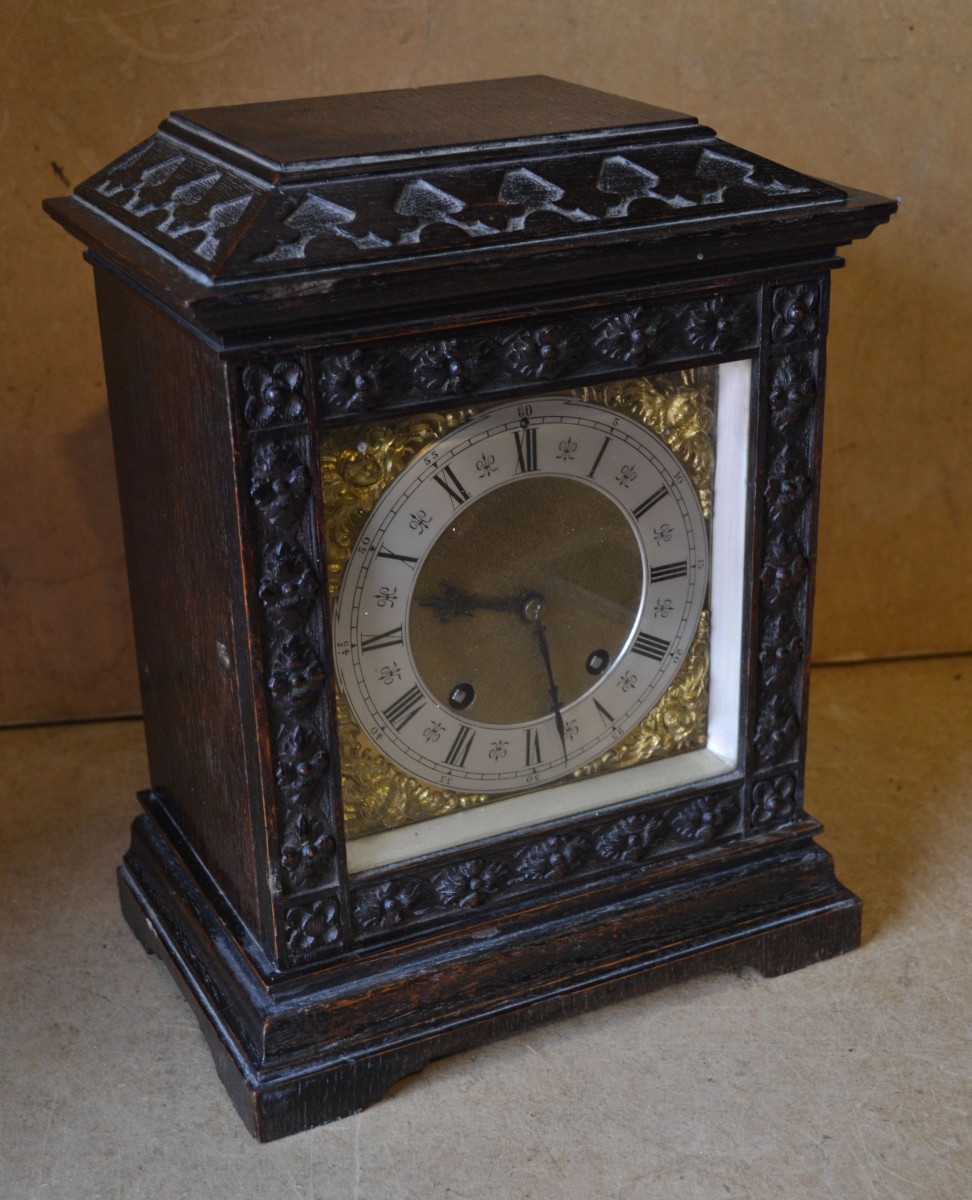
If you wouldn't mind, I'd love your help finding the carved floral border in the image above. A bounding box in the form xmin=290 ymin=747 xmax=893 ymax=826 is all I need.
xmin=242 ymin=362 xmax=345 ymax=963
xmin=348 ymin=787 xmax=743 ymax=942
xmin=238 ymin=277 xmax=826 ymax=963
xmin=748 ymin=278 xmax=826 ymax=832
xmin=313 ymin=291 xmax=759 ymax=422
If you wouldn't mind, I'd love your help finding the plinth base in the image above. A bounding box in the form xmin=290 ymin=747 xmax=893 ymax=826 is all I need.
xmin=119 ymin=814 xmax=860 ymax=1141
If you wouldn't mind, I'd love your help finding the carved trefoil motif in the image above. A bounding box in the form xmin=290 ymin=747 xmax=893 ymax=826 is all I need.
xmin=91 ymin=138 xmax=256 ymax=264
xmin=78 ymin=127 xmax=845 ymax=278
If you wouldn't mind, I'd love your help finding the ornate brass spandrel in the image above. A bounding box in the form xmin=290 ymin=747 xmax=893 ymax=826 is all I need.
xmin=575 ymin=369 xmax=716 ymax=519
xmin=320 ymin=367 xmax=717 ymax=840
xmin=320 ymin=408 xmax=476 ymax=597
xmin=571 ymin=609 xmax=709 ymax=781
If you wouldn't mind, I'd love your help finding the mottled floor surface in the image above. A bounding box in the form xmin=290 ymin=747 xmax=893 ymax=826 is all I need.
xmin=3 ymin=657 xmax=970 ymax=1199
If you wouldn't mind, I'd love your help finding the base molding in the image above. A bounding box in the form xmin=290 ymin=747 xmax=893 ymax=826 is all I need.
xmin=119 ymin=814 xmax=860 ymax=1141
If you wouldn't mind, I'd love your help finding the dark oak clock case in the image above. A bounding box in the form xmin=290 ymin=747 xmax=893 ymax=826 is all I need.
xmin=45 ymin=77 xmax=895 ymax=1140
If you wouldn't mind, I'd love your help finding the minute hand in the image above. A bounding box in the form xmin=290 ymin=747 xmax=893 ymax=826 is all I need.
xmin=529 ymin=609 xmax=569 ymax=764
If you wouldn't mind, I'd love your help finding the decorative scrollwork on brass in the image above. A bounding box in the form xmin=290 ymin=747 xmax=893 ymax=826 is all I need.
xmin=575 ymin=370 xmax=716 ymax=519
xmin=320 ymin=407 xmax=476 ymax=600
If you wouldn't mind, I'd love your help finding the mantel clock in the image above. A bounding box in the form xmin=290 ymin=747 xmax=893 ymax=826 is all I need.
xmin=45 ymin=77 xmax=895 ymax=1140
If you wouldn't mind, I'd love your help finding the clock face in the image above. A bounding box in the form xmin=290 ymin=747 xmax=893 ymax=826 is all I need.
xmin=332 ymin=396 xmax=708 ymax=795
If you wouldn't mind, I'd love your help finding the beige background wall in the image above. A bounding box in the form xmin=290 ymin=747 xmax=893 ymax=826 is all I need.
xmin=2 ymin=0 xmax=969 ymax=724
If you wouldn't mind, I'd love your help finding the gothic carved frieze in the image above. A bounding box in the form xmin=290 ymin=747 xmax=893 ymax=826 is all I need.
xmin=77 ymin=133 xmax=845 ymax=280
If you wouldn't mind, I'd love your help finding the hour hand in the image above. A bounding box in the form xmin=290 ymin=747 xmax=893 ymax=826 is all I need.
xmin=419 ymin=582 xmax=527 ymax=624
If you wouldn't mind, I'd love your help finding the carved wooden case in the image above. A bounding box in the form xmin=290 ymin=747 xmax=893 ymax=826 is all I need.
xmin=45 ymin=77 xmax=894 ymax=1140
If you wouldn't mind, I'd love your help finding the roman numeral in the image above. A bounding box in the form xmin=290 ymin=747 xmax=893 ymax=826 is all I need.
xmin=360 ymin=625 xmax=404 ymax=652
xmin=525 ymin=727 xmax=543 ymax=766
xmin=514 ymin=427 xmax=539 ymax=473
xmin=632 ymin=632 xmax=671 ymax=661
xmin=588 ymin=435 xmax=610 ymax=479
xmin=382 ymin=684 xmax=425 ymax=731
xmin=649 ymin=560 xmax=688 ymax=583
xmin=594 ymin=698 xmax=615 ymax=725
xmin=444 ymin=725 xmax=475 ymax=767
xmin=376 ymin=546 xmax=418 ymax=568
xmin=634 ymin=486 xmax=668 ymax=519
xmin=433 ymin=465 xmax=470 ymax=508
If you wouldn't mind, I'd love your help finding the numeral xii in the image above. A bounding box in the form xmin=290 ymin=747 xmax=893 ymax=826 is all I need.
xmin=514 ymin=427 xmax=539 ymax=473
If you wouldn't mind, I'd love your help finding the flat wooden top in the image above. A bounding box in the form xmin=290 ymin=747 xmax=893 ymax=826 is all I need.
xmin=166 ymin=76 xmax=696 ymax=175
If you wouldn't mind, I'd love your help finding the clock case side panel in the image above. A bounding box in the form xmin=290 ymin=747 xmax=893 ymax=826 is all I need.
xmin=92 ymin=268 xmax=276 ymax=955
